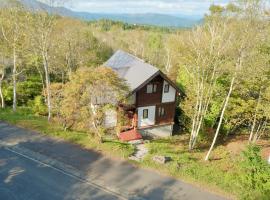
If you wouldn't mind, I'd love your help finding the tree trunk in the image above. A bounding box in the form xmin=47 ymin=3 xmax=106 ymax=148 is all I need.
xmin=165 ymin=48 xmax=171 ymax=73
xmin=43 ymin=53 xmax=51 ymax=121
xmin=189 ymin=78 xmax=202 ymax=150
xmin=251 ymin=119 xmax=267 ymax=144
xmin=0 ymin=72 xmax=5 ymax=108
xmin=35 ymin=57 xmax=46 ymax=100
xmin=249 ymin=89 xmax=261 ymax=143
xmin=12 ymin=46 xmax=17 ymax=112
xmin=189 ymin=102 xmax=200 ymax=150
xmin=256 ymin=120 xmax=267 ymax=142
xmin=191 ymin=112 xmax=204 ymax=149
xmin=189 ymin=66 xmax=217 ymax=150
xmin=205 ymin=76 xmax=235 ymax=161
xmin=38 ymin=68 xmax=46 ymax=99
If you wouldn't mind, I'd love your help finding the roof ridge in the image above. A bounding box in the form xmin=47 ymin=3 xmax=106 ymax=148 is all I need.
xmin=105 ymin=50 xmax=160 ymax=91
xmin=116 ymin=49 xmax=146 ymax=64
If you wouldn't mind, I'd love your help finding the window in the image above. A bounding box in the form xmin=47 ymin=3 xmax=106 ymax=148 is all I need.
xmin=146 ymin=84 xmax=158 ymax=94
xmin=143 ymin=109 xmax=149 ymax=119
xmin=153 ymin=84 xmax=157 ymax=93
xmin=158 ymin=107 xmax=165 ymax=117
xmin=164 ymin=84 xmax=170 ymax=93
xmin=146 ymin=84 xmax=157 ymax=94
xmin=147 ymin=84 xmax=153 ymax=93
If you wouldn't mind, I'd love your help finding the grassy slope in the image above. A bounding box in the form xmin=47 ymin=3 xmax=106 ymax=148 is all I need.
xmin=0 ymin=108 xmax=134 ymax=158
xmin=144 ymin=138 xmax=241 ymax=198
xmin=0 ymin=108 xmax=243 ymax=199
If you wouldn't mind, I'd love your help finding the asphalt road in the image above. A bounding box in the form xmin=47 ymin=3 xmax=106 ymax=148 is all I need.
xmin=0 ymin=147 xmax=121 ymax=200
xmin=0 ymin=122 xmax=228 ymax=200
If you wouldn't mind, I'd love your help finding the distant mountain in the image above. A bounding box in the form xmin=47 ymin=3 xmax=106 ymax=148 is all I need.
xmin=2 ymin=0 xmax=202 ymax=28
xmin=75 ymin=13 xmax=200 ymax=28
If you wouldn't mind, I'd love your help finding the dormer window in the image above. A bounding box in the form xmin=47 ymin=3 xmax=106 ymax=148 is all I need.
xmin=146 ymin=83 xmax=157 ymax=94
xmin=164 ymin=84 xmax=170 ymax=93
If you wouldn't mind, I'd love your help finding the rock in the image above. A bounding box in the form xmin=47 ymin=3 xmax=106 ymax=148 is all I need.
xmin=129 ymin=143 xmax=148 ymax=162
xmin=152 ymin=156 xmax=171 ymax=164
xmin=129 ymin=155 xmax=141 ymax=162
xmin=144 ymin=140 xmax=150 ymax=144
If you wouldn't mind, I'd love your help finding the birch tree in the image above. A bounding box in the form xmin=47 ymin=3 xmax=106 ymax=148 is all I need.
xmin=0 ymin=56 xmax=7 ymax=108
xmin=0 ymin=34 xmax=8 ymax=109
xmin=30 ymin=0 xmax=60 ymax=120
xmin=0 ymin=4 xmax=28 ymax=112
xmin=175 ymin=18 xmax=232 ymax=150
xmin=205 ymin=0 xmax=267 ymax=160
xmin=248 ymin=45 xmax=270 ymax=143
xmin=28 ymin=0 xmax=71 ymax=120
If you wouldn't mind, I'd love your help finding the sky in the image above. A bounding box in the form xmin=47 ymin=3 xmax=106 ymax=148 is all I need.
xmin=40 ymin=0 xmax=232 ymax=16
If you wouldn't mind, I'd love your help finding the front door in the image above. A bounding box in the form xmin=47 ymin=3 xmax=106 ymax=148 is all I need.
xmin=137 ymin=106 xmax=156 ymax=128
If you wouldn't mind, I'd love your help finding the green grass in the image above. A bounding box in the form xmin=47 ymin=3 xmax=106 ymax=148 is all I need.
xmin=0 ymin=107 xmax=134 ymax=159
xmin=141 ymin=138 xmax=242 ymax=198
xmin=0 ymin=107 xmax=247 ymax=199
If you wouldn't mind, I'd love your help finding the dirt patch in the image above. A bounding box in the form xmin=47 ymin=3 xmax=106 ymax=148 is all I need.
xmin=257 ymin=140 xmax=270 ymax=159
xmin=226 ymin=141 xmax=247 ymax=155
xmin=224 ymin=135 xmax=249 ymax=155
xmin=261 ymin=148 xmax=270 ymax=160
xmin=224 ymin=135 xmax=270 ymax=160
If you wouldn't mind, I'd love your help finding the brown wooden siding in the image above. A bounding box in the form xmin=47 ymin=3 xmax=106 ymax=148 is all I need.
xmin=155 ymin=103 xmax=176 ymax=125
xmin=136 ymin=75 xmax=163 ymax=107
xmin=134 ymin=74 xmax=177 ymax=126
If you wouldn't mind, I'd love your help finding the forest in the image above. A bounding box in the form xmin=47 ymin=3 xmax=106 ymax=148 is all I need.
xmin=0 ymin=0 xmax=269 ymax=199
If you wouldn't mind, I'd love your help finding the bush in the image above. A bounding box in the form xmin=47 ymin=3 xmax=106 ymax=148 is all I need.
xmin=28 ymin=95 xmax=47 ymax=116
xmin=50 ymin=67 xmax=129 ymax=133
xmin=240 ymin=145 xmax=270 ymax=200
xmin=3 ymin=76 xmax=43 ymax=106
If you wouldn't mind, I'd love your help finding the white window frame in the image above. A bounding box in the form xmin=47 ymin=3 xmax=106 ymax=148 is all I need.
xmin=147 ymin=84 xmax=153 ymax=93
xmin=143 ymin=109 xmax=149 ymax=119
xmin=158 ymin=107 xmax=165 ymax=117
xmin=153 ymin=84 xmax=157 ymax=93
xmin=147 ymin=83 xmax=158 ymax=94
xmin=164 ymin=84 xmax=170 ymax=93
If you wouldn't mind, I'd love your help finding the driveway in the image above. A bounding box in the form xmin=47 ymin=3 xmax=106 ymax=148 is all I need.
xmin=0 ymin=122 xmax=227 ymax=200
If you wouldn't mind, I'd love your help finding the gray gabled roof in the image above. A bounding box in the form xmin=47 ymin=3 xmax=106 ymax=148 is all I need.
xmin=104 ymin=50 xmax=159 ymax=91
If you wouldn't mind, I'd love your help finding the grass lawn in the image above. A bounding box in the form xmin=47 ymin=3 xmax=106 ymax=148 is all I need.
xmin=0 ymin=107 xmax=253 ymax=199
xmin=143 ymin=137 xmax=241 ymax=199
xmin=0 ymin=108 xmax=134 ymax=159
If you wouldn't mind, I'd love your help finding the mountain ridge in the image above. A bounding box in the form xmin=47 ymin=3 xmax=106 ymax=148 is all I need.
xmin=2 ymin=0 xmax=202 ymax=28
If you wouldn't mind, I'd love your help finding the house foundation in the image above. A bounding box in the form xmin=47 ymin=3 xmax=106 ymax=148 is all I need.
xmin=138 ymin=124 xmax=173 ymax=138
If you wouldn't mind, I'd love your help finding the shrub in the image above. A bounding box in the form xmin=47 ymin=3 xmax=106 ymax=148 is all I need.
xmin=240 ymin=145 xmax=270 ymax=200
xmin=50 ymin=67 xmax=129 ymax=134
xmin=3 ymin=76 xmax=43 ymax=106
xmin=28 ymin=95 xmax=47 ymax=116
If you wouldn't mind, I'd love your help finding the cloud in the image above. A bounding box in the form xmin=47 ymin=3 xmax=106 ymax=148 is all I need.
xmin=42 ymin=0 xmax=231 ymax=16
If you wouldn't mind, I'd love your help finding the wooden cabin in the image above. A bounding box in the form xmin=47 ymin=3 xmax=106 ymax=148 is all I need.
xmin=104 ymin=50 xmax=182 ymax=138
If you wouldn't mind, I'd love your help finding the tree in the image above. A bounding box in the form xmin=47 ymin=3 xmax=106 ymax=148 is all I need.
xmin=51 ymin=18 xmax=113 ymax=81
xmin=0 ymin=3 xmax=29 ymax=112
xmin=248 ymin=44 xmax=270 ymax=143
xmin=30 ymin=5 xmax=57 ymax=120
xmin=51 ymin=67 xmax=129 ymax=140
xmin=26 ymin=0 xmax=72 ymax=120
xmin=174 ymin=17 xmax=232 ymax=150
xmin=0 ymin=37 xmax=10 ymax=109
xmin=205 ymin=0 xmax=267 ymax=160
xmin=0 ymin=55 xmax=8 ymax=108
